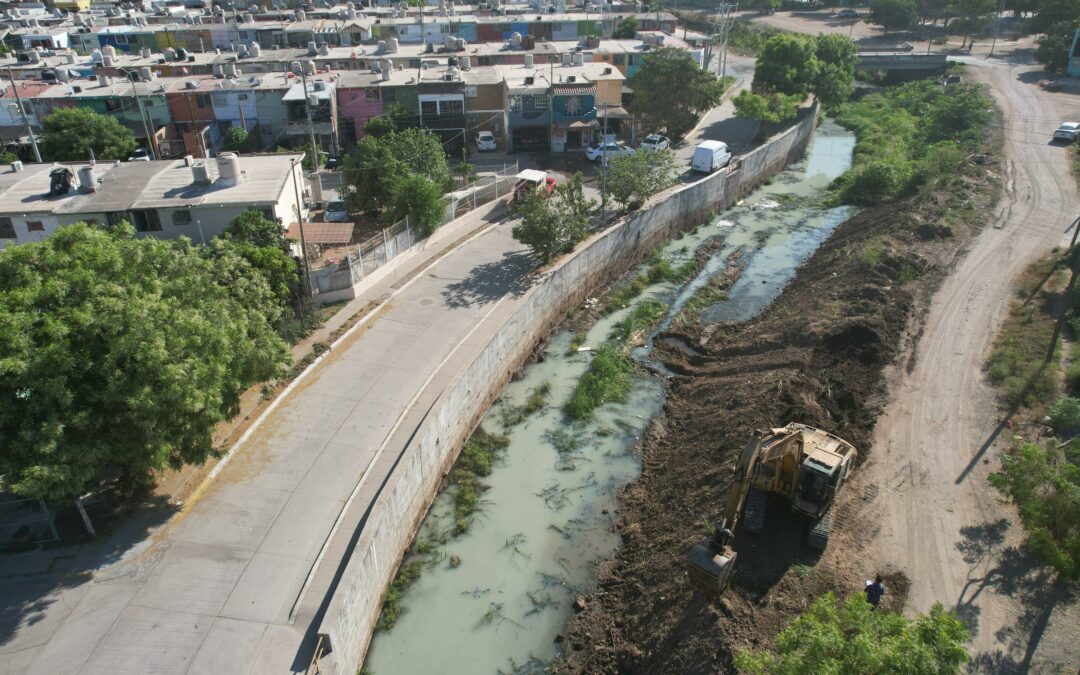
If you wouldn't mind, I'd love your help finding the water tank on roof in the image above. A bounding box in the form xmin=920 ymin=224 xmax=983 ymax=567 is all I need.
xmin=511 ymin=32 xmax=521 ymax=49
xmin=307 ymin=41 xmax=317 ymax=56
xmin=28 ymin=50 xmax=41 ymax=64
xmin=102 ymin=45 xmax=117 ymax=58
xmin=250 ymin=42 xmax=261 ymax=56
xmin=141 ymin=46 xmax=151 ymax=58
xmin=103 ymin=54 xmax=114 ymax=66
xmin=524 ymin=53 xmax=533 ymax=67
xmin=191 ymin=161 xmax=213 ymax=185
xmin=303 ymin=59 xmax=315 ymax=76
xmin=139 ymin=66 xmax=152 ymax=81
xmin=387 ymin=37 xmax=398 ymax=53
xmin=216 ymin=152 xmax=242 ymax=186
xmin=213 ymin=64 xmax=225 ymax=78
xmin=77 ymin=166 xmax=96 ymax=192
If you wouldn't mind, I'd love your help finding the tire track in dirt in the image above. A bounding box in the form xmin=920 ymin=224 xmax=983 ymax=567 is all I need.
xmin=857 ymin=58 xmax=1080 ymax=672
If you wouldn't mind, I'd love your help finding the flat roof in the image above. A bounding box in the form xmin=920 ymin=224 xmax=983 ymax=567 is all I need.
xmin=0 ymin=153 xmax=302 ymax=216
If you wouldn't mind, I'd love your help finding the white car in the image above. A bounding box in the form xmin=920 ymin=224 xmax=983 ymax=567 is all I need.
xmin=1053 ymin=122 xmax=1080 ymax=142
xmin=586 ymin=143 xmax=635 ymax=162
xmin=127 ymin=148 xmax=151 ymax=161
xmin=476 ymin=131 xmax=497 ymax=151
xmin=324 ymin=194 xmax=349 ymax=222
xmin=640 ymin=134 xmax=670 ymax=152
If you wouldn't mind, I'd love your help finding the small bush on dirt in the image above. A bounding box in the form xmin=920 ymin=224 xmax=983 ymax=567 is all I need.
xmin=735 ymin=592 xmax=969 ymax=674
xmin=990 ymin=442 xmax=1080 ymax=579
xmin=1048 ymin=397 xmax=1080 ymax=433
xmin=565 ymin=344 xmax=635 ymax=420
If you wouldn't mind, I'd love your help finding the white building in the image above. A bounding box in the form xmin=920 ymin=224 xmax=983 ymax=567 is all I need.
xmin=0 ymin=153 xmax=308 ymax=249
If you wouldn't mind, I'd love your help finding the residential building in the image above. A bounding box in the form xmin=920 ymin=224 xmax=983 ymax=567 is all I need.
xmin=0 ymin=153 xmax=308 ymax=248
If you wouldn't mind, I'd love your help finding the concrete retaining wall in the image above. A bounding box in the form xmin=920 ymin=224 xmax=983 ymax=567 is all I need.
xmin=317 ymin=102 xmax=822 ymax=675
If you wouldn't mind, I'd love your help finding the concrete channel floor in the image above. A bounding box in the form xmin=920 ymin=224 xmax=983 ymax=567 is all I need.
xmin=0 ymin=216 xmax=539 ymax=675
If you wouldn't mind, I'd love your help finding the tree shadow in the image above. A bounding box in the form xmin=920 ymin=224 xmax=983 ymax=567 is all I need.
xmin=440 ymin=249 xmax=540 ymax=309
xmin=0 ymin=492 xmax=178 ymax=652
xmin=953 ymin=522 xmax=1078 ymax=672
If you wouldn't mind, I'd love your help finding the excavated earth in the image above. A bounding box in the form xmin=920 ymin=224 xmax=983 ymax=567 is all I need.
xmin=552 ymin=167 xmax=1001 ymax=673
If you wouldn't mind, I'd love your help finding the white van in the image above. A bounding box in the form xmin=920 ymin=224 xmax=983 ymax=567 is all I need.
xmin=692 ymin=140 xmax=732 ymax=173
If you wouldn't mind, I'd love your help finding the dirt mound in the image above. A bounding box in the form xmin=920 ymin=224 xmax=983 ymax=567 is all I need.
xmin=552 ymin=193 xmax=974 ymax=673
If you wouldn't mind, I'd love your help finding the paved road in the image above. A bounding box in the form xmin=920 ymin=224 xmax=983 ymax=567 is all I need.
xmin=0 ymin=63 xmax=765 ymax=674
xmin=857 ymin=57 xmax=1080 ymax=671
xmin=0 ymin=216 xmax=540 ymax=674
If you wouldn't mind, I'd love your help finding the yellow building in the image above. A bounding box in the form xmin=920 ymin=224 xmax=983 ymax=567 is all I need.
xmin=50 ymin=0 xmax=92 ymax=11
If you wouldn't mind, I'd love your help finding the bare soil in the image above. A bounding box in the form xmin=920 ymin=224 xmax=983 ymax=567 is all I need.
xmin=552 ymin=163 xmax=1003 ymax=672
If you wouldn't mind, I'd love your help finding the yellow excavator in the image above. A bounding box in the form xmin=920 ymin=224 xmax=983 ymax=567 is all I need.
xmin=688 ymin=423 xmax=859 ymax=592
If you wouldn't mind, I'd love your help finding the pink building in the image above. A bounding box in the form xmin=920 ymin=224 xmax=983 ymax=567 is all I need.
xmin=336 ymin=72 xmax=384 ymax=146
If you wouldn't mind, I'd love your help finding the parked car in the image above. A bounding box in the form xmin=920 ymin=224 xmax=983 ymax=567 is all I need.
xmin=323 ymin=191 xmax=349 ymax=222
xmin=640 ymin=134 xmax=671 ymax=152
xmin=837 ymin=8 xmax=859 ymax=17
xmin=476 ymin=131 xmax=497 ymax=152
xmin=1053 ymin=122 xmax=1080 ymax=143
xmin=127 ymin=147 xmax=151 ymax=162
xmin=691 ymin=140 xmax=732 ymax=173
xmin=586 ymin=143 xmax=635 ymax=162
xmin=324 ymin=156 xmax=342 ymax=170
xmin=512 ymin=169 xmax=556 ymax=202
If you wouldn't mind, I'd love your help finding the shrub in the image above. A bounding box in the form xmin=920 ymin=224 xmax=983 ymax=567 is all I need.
xmin=1048 ymin=397 xmax=1080 ymax=433
xmin=565 ymin=344 xmax=635 ymax=420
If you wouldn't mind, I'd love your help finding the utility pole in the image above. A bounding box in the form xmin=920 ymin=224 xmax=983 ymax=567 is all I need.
xmin=714 ymin=3 xmax=738 ymax=81
xmin=290 ymin=156 xmax=313 ymax=296
xmin=292 ymin=61 xmax=321 ymax=177
xmin=120 ymin=68 xmax=156 ymax=159
xmin=1044 ymin=215 xmax=1080 ymax=365
xmin=8 ymin=68 xmax=41 ymax=163
xmin=184 ymin=93 xmax=206 ymax=157
xmin=600 ymin=100 xmax=608 ymax=227
xmin=989 ymin=0 xmax=1007 ymax=57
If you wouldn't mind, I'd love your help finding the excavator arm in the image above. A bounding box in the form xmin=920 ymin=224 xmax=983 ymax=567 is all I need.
xmin=687 ymin=433 xmax=764 ymax=592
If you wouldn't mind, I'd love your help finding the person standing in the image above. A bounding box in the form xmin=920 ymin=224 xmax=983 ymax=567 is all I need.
xmin=865 ymin=574 xmax=885 ymax=609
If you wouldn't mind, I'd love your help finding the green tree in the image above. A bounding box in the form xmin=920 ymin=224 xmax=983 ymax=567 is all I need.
xmin=733 ymin=90 xmax=803 ymax=123
xmin=628 ymin=47 xmax=726 ymax=137
xmin=222 ymin=126 xmax=250 ymax=154
xmin=223 ymin=209 xmax=285 ymax=249
xmin=512 ymin=172 xmax=595 ymax=264
xmin=0 ymin=150 xmax=18 ymax=164
xmin=990 ymin=442 xmax=1080 ymax=578
xmin=952 ymin=0 xmax=997 ymax=47
xmin=387 ymin=175 xmax=447 ymax=235
xmin=343 ymin=128 xmax=449 ymax=213
xmin=613 ymin=15 xmax=639 ymax=39
xmin=362 ymin=106 xmax=401 ymax=138
xmin=1031 ymin=0 xmax=1080 ymax=32
xmin=868 ymin=0 xmax=920 ymax=33
xmin=39 ymin=108 xmax=137 ymax=162
xmin=605 ymin=149 xmax=678 ymax=209
xmin=813 ymin=34 xmax=859 ymax=108
xmin=0 ymin=224 xmax=290 ymax=500
xmin=735 ymin=593 xmax=970 ymax=674
xmin=1035 ymin=20 xmax=1080 ymax=74
xmin=753 ymin=33 xmax=819 ymax=97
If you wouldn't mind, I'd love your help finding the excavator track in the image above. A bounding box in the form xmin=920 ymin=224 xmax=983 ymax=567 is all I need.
xmin=743 ymin=487 xmax=767 ymax=534
xmin=806 ymin=507 xmax=832 ymax=551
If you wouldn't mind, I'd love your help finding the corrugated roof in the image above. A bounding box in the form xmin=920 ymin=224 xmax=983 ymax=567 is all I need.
xmin=286 ymin=220 xmax=353 ymax=244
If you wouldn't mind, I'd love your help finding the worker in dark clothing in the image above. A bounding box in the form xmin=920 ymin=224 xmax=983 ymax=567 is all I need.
xmin=865 ymin=575 xmax=885 ymax=609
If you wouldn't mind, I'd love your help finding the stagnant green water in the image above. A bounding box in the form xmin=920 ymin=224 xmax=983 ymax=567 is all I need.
xmin=363 ymin=120 xmax=855 ymax=675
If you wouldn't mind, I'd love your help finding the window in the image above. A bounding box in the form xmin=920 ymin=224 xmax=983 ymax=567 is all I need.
xmin=130 ymin=210 xmax=162 ymax=233
xmin=196 ymin=94 xmax=211 ymax=109
xmin=440 ymin=99 xmax=463 ymax=115
xmin=237 ymin=93 xmax=249 ymax=100
xmin=509 ymin=95 xmax=521 ymax=112
xmin=564 ymin=95 xmax=582 ymax=115
xmin=365 ymin=88 xmax=379 ymax=100
xmin=613 ymin=54 xmax=625 ymax=66
xmin=105 ymin=211 xmax=126 ymax=226
xmin=26 ymin=220 xmax=44 ymax=232
xmin=421 ymin=100 xmax=438 ymax=117
xmin=532 ymin=95 xmax=550 ymax=110
xmin=464 ymin=86 xmax=477 ymax=98
xmin=382 ymin=87 xmax=396 ymax=103
xmin=212 ymin=93 xmax=228 ymax=106
xmin=0 ymin=217 xmax=14 ymax=238
xmin=105 ymin=98 xmax=124 ymax=112
xmin=262 ymin=208 xmax=275 ymax=221
xmin=172 ymin=210 xmax=192 ymax=226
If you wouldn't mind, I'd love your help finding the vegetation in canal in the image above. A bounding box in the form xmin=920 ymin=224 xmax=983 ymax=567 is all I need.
xmin=450 ymin=428 xmax=510 ymax=533
xmin=830 ymin=76 xmax=994 ymax=207
xmin=500 ymin=381 xmax=552 ymax=428
xmin=598 ymin=248 xmax=697 ymax=315
xmin=565 ymin=344 xmax=636 ymax=421
xmin=610 ymin=299 xmax=668 ymax=345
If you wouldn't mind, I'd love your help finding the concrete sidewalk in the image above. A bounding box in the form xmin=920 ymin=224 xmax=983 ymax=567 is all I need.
xmin=0 ymin=208 xmax=534 ymax=674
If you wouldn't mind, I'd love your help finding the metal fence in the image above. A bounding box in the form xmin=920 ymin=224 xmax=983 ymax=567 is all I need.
xmin=308 ymin=161 xmax=519 ymax=298
xmin=0 ymin=495 xmax=59 ymax=551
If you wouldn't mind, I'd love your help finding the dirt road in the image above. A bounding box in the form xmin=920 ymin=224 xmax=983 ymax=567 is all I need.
xmin=858 ymin=58 xmax=1080 ymax=672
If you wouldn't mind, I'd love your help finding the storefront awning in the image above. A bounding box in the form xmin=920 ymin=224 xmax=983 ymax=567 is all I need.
xmin=552 ymin=85 xmax=598 ymax=97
